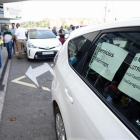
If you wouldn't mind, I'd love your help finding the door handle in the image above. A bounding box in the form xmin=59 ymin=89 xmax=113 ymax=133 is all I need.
xmin=65 ymin=88 xmax=74 ymax=104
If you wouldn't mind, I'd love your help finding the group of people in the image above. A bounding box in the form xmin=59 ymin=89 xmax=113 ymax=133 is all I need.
xmin=0 ymin=24 xmax=76 ymax=68
xmin=0 ymin=23 xmax=27 ymax=68
xmin=52 ymin=25 xmax=75 ymax=45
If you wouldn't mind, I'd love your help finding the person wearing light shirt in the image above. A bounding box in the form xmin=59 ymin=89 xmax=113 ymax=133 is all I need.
xmin=2 ymin=24 xmax=14 ymax=59
xmin=15 ymin=23 xmax=27 ymax=59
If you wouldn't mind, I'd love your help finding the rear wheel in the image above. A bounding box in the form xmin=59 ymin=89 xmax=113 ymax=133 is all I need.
xmin=54 ymin=107 xmax=67 ymax=140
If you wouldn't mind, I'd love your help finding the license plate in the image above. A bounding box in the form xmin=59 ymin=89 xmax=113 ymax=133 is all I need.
xmin=42 ymin=52 xmax=54 ymax=55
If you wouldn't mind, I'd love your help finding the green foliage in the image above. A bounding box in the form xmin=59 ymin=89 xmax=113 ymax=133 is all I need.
xmin=21 ymin=20 xmax=50 ymax=28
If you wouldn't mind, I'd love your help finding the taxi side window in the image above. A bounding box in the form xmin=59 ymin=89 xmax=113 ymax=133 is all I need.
xmin=82 ymin=32 xmax=140 ymax=134
xmin=68 ymin=31 xmax=99 ymax=70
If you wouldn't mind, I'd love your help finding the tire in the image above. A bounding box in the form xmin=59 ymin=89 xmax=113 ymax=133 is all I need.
xmin=54 ymin=107 xmax=67 ymax=140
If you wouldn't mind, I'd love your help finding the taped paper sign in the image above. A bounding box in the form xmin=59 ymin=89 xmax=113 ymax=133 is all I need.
xmin=118 ymin=53 xmax=140 ymax=102
xmin=89 ymin=42 xmax=128 ymax=81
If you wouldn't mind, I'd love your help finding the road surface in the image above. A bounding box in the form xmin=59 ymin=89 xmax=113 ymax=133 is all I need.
xmin=0 ymin=54 xmax=56 ymax=140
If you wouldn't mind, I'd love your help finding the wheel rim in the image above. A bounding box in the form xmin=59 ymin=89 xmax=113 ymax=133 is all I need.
xmin=56 ymin=113 xmax=66 ymax=140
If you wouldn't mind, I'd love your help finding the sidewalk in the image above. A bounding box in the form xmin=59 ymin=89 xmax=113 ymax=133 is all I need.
xmin=0 ymin=47 xmax=8 ymax=88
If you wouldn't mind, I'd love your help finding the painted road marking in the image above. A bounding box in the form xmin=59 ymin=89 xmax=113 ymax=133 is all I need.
xmin=26 ymin=63 xmax=53 ymax=87
xmin=42 ymin=86 xmax=51 ymax=91
xmin=12 ymin=75 xmax=37 ymax=88
xmin=12 ymin=75 xmax=51 ymax=91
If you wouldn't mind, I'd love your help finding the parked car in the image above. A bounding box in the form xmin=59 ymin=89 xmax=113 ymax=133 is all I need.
xmin=25 ymin=28 xmax=62 ymax=60
xmin=52 ymin=18 xmax=140 ymax=140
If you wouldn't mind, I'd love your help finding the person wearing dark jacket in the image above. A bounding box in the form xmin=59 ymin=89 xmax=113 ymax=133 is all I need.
xmin=58 ymin=26 xmax=65 ymax=45
xmin=52 ymin=26 xmax=57 ymax=36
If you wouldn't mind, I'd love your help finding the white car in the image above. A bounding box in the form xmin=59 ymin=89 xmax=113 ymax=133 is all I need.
xmin=25 ymin=28 xmax=62 ymax=60
xmin=52 ymin=18 xmax=140 ymax=140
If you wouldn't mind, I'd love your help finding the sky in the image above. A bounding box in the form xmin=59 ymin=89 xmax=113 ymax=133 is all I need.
xmin=17 ymin=1 xmax=140 ymax=22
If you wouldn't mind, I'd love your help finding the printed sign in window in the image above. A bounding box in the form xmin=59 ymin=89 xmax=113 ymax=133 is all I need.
xmin=89 ymin=42 xmax=128 ymax=81
xmin=118 ymin=53 xmax=140 ymax=102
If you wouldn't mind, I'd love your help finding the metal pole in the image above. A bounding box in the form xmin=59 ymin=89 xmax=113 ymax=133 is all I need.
xmin=104 ymin=0 xmax=107 ymax=22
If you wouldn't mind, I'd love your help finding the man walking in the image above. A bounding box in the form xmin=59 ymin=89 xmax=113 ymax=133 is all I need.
xmin=11 ymin=23 xmax=16 ymax=54
xmin=15 ymin=23 xmax=27 ymax=59
xmin=2 ymin=24 xmax=14 ymax=59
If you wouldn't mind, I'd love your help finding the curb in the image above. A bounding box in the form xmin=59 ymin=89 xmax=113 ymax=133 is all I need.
xmin=0 ymin=60 xmax=11 ymax=122
xmin=0 ymin=58 xmax=8 ymax=91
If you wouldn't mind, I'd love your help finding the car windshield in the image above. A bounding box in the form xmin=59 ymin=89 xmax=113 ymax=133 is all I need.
xmin=29 ymin=30 xmax=56 ymax=39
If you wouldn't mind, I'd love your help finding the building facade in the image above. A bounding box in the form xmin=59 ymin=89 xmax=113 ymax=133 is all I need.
xmin=0 ymin=2 xmax=22 ymax=32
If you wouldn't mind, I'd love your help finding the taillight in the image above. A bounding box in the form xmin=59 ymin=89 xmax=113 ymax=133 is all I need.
xmin=54 ymin=52 xmax=59 ymax=66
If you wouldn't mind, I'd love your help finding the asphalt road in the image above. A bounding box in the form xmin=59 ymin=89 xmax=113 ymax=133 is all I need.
xmin=0 ymin=54 xmax=56 ymax=140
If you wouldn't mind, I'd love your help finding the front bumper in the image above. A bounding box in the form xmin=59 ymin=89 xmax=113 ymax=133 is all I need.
xmin=27 ymin=47 xmax=60 ymax=59
xmin=34 ymin=51 xmax=58 ymax=59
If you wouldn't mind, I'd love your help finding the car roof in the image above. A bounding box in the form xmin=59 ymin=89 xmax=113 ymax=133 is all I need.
xmin=28 ymin=28 xmax=50 ymax=31
xmin=70 ymin=18 xmax=140 ymax=39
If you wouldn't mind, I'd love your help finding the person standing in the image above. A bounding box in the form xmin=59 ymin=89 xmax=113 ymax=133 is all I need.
xmin=58 ymin=26 xmax=65 ymax=45
xmin=11 ymin=23 xmax=16 ymax=54
xmin=15 ymin=23 xmax=27 ymax=59
xmin=52 ymin=26 xmax=57 ymax=36
xmin=0 ymin=32 xmax=3 ymax=68
xmin=2 ymin=24 xmax=14 ymax=59
xmin=69 ymin=24 xmax=73 ymax=33
xmin=71 ymin=26 xmax=75 ymax=32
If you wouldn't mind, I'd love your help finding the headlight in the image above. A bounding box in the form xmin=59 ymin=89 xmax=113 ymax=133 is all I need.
xmin=28 ymin=43 xmax=38 ymax=48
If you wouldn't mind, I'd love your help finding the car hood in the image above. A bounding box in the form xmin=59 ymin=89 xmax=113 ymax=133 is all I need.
xmin=29 ymin=38 xmax=61 ymax=49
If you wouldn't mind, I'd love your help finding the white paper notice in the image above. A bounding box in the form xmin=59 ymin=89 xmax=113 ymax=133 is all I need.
xmin=118 ymin=53 xmax=140 ymax=102
xmin=89 ymin=42 xmax=128 ymax=81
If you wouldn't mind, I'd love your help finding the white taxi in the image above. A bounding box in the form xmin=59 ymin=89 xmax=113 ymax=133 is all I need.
xmin=25 ymin=28 xmax=62 ymax=60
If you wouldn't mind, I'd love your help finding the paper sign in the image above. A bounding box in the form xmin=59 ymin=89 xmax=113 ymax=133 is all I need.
xmin=89 ymin=42 xmax=128 ymax=81
xmin=118 ymin=53 xmax=140 ymax=102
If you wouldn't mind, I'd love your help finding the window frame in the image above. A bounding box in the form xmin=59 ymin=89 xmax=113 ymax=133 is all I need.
xmin=67 ymin=31 xmax=101 ymax=74
xmin=68 ymin=26 xmax=140 ymax=139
